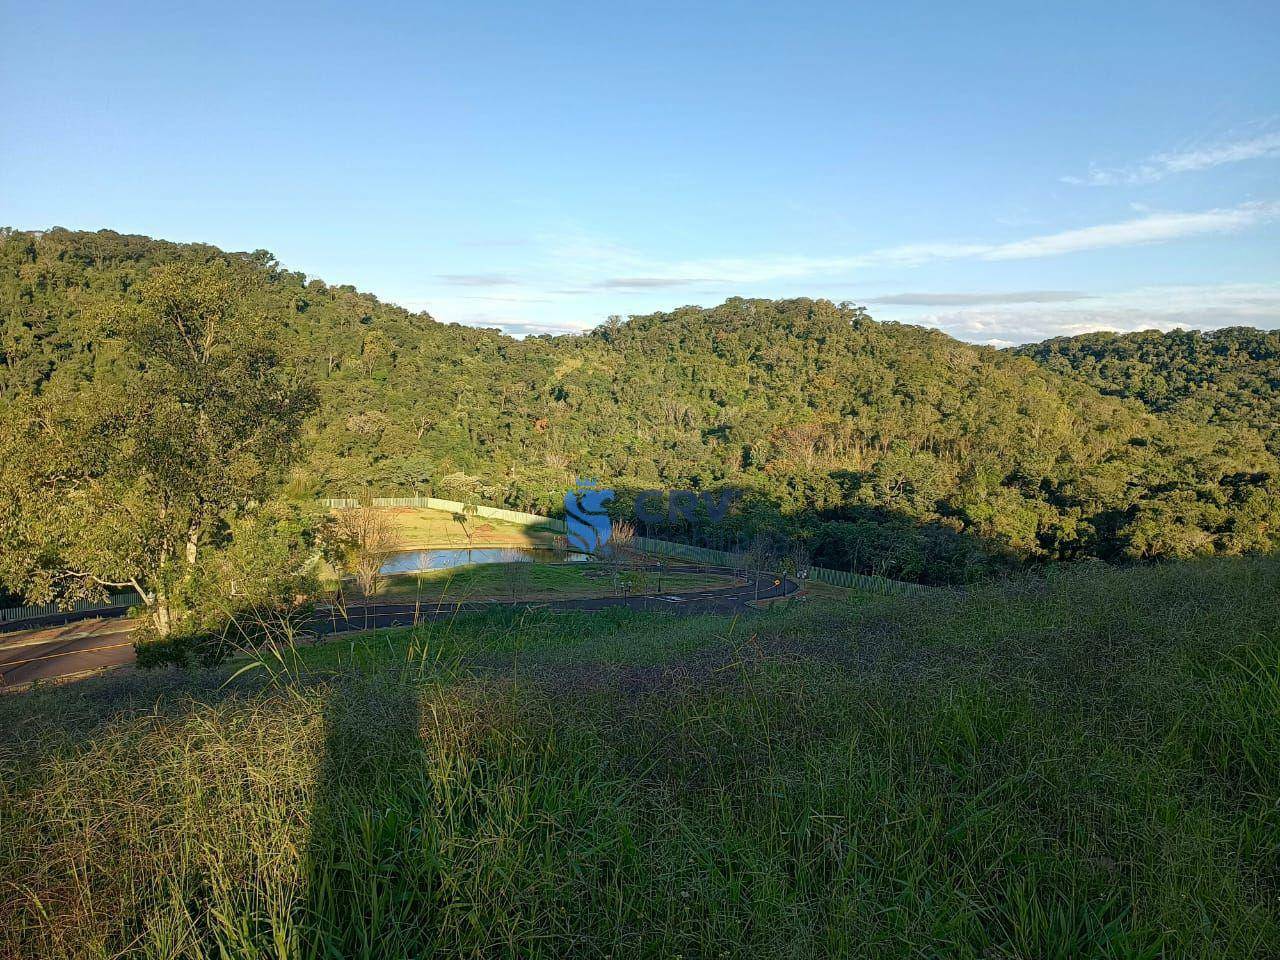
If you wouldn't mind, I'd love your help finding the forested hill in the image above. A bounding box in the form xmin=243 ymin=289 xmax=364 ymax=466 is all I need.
xmin=3 ymin=227 xmax=1279 ymax=584
xmin=1017 ymin=328 xmax=1280 ymax=457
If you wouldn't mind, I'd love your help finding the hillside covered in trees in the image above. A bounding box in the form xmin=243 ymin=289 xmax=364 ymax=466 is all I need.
xmin=3 ymin=227 xmax=1279 ymax=587
xmin=1018 ymin=328 xmax=1280 ymax=457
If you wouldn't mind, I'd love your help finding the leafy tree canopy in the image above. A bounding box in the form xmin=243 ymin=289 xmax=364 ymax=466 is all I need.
xmin=2 ymin=227 xmax=1277 ymax=587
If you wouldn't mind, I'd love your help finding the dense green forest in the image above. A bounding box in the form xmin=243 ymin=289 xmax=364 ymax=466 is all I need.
xmin=2 ymin=227 xmax=1278 ymax=591
xmin=1018 ymin=327 xmax=1280 ymax=457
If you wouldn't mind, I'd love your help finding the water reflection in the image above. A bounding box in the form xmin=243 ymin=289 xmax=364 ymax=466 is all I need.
xmin=380 ymin=547 xmax=592 ymax=574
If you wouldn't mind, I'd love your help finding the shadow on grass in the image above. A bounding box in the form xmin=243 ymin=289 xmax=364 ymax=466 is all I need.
xmin=302 ymin=674 xmax=427 ymax=956
xmin=4 ymin=557 xmax=1277 ymax=957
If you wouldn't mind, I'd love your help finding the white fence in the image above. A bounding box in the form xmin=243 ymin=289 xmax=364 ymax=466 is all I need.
xmin=321 ymin=496 xmax=566 ymax=529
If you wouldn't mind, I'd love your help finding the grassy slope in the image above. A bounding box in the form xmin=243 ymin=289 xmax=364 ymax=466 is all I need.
xmin=375 ymin=507 xmax=562 ymax=549
xmin=371 ymin=561 xmax=735 ymax=602
xmin=2 ymin=558 xmax=1278 ymax=958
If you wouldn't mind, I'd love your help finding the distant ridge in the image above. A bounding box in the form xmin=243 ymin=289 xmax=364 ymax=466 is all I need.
xmin=3 ymin=227 xmax=1277 ymax=584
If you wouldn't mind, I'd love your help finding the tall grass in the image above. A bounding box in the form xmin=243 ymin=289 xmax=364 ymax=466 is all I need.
xmin=1 ymin=557 xmax=1277 ymax=958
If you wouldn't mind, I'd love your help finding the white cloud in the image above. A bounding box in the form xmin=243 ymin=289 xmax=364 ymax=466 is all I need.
xmin=594 ymin=277 xmax=714 ymax=289
xmin=386 ymin=202 xmax=1280 ymax=336
xmin=977 ymin=202 xmax=1280 ymax=260
xmin=871 ymin=291 xmax=1091 ymax=306
xmin=435 ymin=273 xmax=521 ymax=286
xmin=908 ymin=283 xmax=1280 ymax=345
xmin=488 ymin=320 xmax=585 ymax=336
xmin=1064 ymin=129 xmax=1280 ymax=186
xmin=561 ymin=202 xmax=1280 ymax=286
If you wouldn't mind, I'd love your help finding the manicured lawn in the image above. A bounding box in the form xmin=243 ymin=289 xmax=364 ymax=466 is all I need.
xmin=366 ymin=506 xmax=562 ymax=549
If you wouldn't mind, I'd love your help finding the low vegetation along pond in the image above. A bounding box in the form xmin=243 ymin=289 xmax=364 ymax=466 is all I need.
xmin=369 ymin=547 xmax=735 ymax=602
xmin=380 ymin=547 xmax=590 ymax=574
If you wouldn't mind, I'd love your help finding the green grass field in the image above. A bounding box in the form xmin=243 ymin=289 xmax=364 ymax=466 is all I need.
xmin=368 ymin=560 xmax=736 ymax=602
xmin=2 ymin=557 xmax=1278 ymax=958
xmin=367 ymin=506 xmax=562 ymax=549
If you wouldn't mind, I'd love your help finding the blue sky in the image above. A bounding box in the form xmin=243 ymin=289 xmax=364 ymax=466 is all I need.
xmin=3 ymin=0 xmax=1278 ymax=343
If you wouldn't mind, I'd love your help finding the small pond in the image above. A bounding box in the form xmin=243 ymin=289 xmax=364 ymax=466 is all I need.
xmin=380 ymin=546 xmax=592 ymax=575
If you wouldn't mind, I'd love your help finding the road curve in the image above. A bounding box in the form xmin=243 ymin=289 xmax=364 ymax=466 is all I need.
xmin=1 ymin=568 xmax=798 ymax=688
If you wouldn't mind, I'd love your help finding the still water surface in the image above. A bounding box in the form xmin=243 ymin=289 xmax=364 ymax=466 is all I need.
xmin=380 ymin=547 xmax=591 ymax=574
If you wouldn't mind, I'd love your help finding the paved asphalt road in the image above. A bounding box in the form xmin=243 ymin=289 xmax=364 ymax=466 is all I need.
xmin=0 ymin=568 xmax=797 ymax=689
xmin=0 ymin=617 xmax=139 ymax=688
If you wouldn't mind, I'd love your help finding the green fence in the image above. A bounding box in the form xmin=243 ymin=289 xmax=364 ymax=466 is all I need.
xmin=631 ymin=535 xmax=926 ymax=596
xmin=804 ymin=566 xmax=927 ymax=597
xmin=0 ymin=591 xmax=143 ymax=627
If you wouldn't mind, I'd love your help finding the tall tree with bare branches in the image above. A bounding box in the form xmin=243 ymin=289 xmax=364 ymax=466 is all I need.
xmin=333 ymin=507 xmax=402 ymax=597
